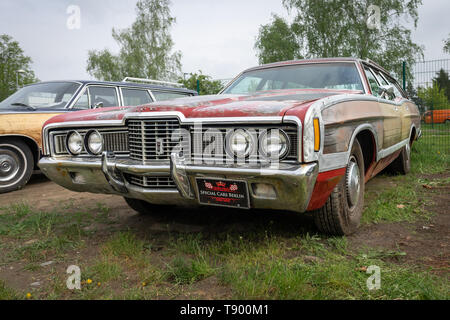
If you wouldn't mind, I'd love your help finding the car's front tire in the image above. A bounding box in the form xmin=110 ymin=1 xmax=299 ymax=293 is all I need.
xmin=313 ymin=139 xmax=365 ymax=236
xmin=0 ymin=139 xmax=34 ymax=194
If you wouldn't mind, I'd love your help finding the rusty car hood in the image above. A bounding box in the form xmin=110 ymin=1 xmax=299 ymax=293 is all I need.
xmin=44 ymin=89 xmax=362 ymax=125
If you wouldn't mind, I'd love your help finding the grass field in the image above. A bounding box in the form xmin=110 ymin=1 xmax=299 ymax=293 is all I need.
xmin=0 ymin=131 xmax=448 ymax=300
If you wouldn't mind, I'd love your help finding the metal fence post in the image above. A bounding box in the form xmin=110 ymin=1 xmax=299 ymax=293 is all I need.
xmin=402 ymin=61 xmax=406 ymax=91
xmin=196 ymin=79 xmax=200 ymax=94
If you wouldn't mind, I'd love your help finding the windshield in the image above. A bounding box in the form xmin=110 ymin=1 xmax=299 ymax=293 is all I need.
xmin=223 ymin=62 xmax=364 ymax=95
xmin=0 ymin=82 xmax=81 ymax=110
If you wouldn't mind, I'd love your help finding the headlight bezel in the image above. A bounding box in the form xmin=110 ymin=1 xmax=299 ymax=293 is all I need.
xmin=225 ymin=128 xmax=257 ymax=159
xmin=65 ymin=130 xmax=84 ymax=155
xmin=84 ymin=129 xmax=104 ymax=155
xmin=259 ymin=128 xmax=290 ymax=160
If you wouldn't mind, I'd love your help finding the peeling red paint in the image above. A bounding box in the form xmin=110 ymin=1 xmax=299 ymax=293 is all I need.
xmin=307 ymin=168 xmax=346 ymax=211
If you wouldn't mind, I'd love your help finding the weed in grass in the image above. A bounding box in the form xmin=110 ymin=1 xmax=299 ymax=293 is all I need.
xmin=164 ymin=256 xmax=214 ymax=285
xmin=12 ymin=236 xmax=79 ymax=262
xmin=0 ymin=280 xmax=19 ymax=300
xmin=102 ymin=231 xmax=145 ymax=259
xmin=86 ymin=258 xmax=123 ymax=283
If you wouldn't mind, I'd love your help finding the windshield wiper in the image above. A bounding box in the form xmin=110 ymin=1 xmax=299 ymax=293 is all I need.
xmin=10 ymin=103 xmax=36 ymax=111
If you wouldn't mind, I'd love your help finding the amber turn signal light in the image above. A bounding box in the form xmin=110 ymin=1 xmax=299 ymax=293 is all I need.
xmin=313 ymin=118 xmax=320 ymax=152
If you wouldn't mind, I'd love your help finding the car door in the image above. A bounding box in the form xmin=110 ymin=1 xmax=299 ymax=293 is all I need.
xmin=379 ymin=73 xmax=416 ymax=142
xmin=363 ymin=65 xmax=401 ymax=149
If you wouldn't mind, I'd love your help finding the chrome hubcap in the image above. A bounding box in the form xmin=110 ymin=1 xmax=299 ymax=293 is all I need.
xmin=346 ymin=156 xmax=361 ymax=208
xmin=0 ymin=153 xmax=20 ymax=182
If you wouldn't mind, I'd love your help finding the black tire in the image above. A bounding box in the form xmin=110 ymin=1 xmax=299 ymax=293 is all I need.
xmin=385 ymin=142 xmax=411 ymax=175
xmin=0 ymin=139 xmax=34 ymax=194
xmin=313 ymin=139 xmax=365 ymax=236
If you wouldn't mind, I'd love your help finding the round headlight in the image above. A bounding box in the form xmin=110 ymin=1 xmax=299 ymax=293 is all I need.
xmin=85 ymin=130 xmax=103 ymax=155
xmin=259 ymin=129 xmax=289 ymax=159
xmin=226 ymin=129 xmax=255 ymax=158
xmin=66 ymin=131 xmax=83 ymax=155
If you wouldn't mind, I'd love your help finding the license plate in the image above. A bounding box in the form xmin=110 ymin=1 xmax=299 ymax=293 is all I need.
xmin=196 ymin=178 xmax=250 ymax=209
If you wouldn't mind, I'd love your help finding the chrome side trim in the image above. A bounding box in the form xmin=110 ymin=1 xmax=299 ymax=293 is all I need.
xmin=378 ymin=138 xmax=409 ymax=159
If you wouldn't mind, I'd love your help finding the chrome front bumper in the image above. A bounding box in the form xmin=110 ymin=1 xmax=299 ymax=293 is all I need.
xmin=38 ymin=152 xmax=318 ymax=213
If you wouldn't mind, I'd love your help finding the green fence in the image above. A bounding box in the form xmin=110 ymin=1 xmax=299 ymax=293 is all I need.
xmin=410 ymin=59 xmax=450 ymax=162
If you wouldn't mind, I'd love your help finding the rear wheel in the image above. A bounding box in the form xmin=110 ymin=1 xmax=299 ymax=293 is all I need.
xmin=0 ymin=139 xmax=34 ymax=194
xmin=313 ymin=139 xmax=365 ymax=236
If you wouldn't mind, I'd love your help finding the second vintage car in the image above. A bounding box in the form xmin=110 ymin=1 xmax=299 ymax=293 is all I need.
xmin=0 ymin=78 xmax=196 ymax=193
xmin=38 ymin=58 xmax=421 ymax=235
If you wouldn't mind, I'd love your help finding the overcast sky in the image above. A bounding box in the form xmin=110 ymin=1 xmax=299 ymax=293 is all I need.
xmin=0 ymin=0 xmax=449 ymax=81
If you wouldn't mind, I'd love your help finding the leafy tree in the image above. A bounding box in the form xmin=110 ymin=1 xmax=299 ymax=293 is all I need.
xmin=418 ymin=83 xmax=450 ymax=111
xmin=254 ymin=0 xmax=424 ymax=85
xmin=87 ymin=0 xmax=181 ymax=82
xmin=178 ymin=71 xmax=223 ymax=95
xmin=444 ymin=34 xmax=450 ymax=54
xmin=433 ymin=69 xmax=450 ymax=102
xmin=0 ymin=34 xmax=38 ymax=101
xmin=254 ymin=14 xmax=302 ymax=64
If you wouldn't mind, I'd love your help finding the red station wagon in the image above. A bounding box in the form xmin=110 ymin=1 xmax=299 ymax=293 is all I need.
xmin=38 ymin=58 xmax=421 ymax=235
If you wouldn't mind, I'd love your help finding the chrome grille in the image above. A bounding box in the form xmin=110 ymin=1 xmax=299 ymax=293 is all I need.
xmin=124 ymin=174 xmax=176 ymax=188
xmin=52 ymin=129 xmax=128 ymax=155
xmin=128 ymin=119 xmax=183 ymax=162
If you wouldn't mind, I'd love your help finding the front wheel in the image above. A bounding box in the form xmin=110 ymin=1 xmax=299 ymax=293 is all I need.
xmin=0 ymin=139 xmax=34 ymax=194
xmin=313 ymin=139 xmax=365 ymax=235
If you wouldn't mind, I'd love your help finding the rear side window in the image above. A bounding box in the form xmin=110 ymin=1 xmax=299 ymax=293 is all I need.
xmin=151 ymin=91 xmax=191 ymax=101
xmin=122 ymin=88 xmax=152 ymax=106
xmin=89 ymin=86 xmax=119 ymax=108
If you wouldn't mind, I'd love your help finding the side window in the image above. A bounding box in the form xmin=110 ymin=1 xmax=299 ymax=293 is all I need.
xmin=384 ymin=76 xmax=405 ymax=99
xmin=373 ymin=70 xmax=389 ymax=86
xmin=72 ymin=91 xmax=89 ymax=109
xmin=226 ymin=76 xmax=263 ymax=94
xmin=122 ymin=88 xmax=152 ymax=106
xmin=88 ymin=86 xmax=119 ymax=108
xmin=151 ymin=91 xmax=192 ymax=101
xmin=363 ymin=66 xmax=381 ymax=97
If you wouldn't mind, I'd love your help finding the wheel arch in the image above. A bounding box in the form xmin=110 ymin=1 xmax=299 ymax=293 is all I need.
xmin=0 ymin=134 xmax=40 ymax=167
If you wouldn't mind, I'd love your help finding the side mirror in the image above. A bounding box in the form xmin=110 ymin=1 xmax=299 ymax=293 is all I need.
xmin=93 ymin=101 xmax=103 ymax=109
xmin=378 ymin=85 xmax=395 ymax=99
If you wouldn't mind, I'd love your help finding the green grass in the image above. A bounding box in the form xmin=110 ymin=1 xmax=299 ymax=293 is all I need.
xmin=164 ymin=255 xmax=214 ymax=285
xmin=0 ymin=280 xmax=19 ymax=300
xmin=218 ymin=236 xmax=449 ymax=300
xmin=102 ymin=231 xmax=145 ymax=259
xmin=362 ymin=134 xmax=449 ymax=224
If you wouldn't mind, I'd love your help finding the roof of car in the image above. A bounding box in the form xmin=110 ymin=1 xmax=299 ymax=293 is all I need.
xmin=243 ymin=57 xmax=390 ymax=75
xmin=25 ymin=80 xmax=198 ymax=94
